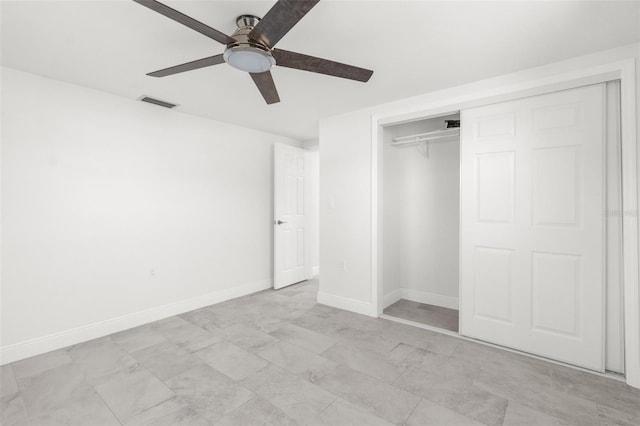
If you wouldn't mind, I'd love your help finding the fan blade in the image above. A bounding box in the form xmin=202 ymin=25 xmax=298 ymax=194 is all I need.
xmin=250 ymin=71 xmax=280 ymax=104
xmin=273 ymin=49 xmax=373 ymax=82
xmin=133 ymin=0 xmax=235 ymax=45
xmin=249 ymin=0 xmax=320 ymax=48
xmin=147 ymin=54 xmax=225 ymax=77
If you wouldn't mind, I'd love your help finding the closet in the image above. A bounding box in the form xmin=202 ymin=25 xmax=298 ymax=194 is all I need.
xmin=381 ymin=113 xmax=461 ymax=332
xmin=379 ymin=83 xmax=624 ymax=374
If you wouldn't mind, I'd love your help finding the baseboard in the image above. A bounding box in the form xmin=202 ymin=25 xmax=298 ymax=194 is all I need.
xmin=383 ymin=289 xmax=402 ymax=309
xmin=401 ymin=288 xmax=459 ymax=310
xmin=0 ymin=279 xmax=272 ymax=365
xmin=317 ymin=292 xmax=377 ymax=317
xmin=312 ymin=266 xmax=320 ymax=276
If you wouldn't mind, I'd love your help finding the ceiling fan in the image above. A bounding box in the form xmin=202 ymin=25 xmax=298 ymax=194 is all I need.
xmin=133 ymin=0 xmax=373 ymax=104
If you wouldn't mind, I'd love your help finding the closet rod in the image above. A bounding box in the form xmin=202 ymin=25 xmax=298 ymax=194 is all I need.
xmin=391 ymin=128 xmax=460 ymax=146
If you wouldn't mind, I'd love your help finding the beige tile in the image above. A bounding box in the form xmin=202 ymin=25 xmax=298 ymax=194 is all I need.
xmin=195 ymin=341 xmax=268 ymax=381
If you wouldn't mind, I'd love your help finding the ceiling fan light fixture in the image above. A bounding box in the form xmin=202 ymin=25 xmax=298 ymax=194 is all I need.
xmin=223 ymin=46 xmax=276 ymax=73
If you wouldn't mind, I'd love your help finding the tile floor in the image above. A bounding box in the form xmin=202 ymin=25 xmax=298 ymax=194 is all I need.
xmin=1 ymin=278 xmax=639 ymax=425
xmin=383 ymin=300 xmax=459 ymax=332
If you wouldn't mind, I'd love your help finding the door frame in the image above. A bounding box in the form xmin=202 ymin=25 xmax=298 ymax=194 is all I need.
xmin=370 ymin=58 xmax=639 ymax=387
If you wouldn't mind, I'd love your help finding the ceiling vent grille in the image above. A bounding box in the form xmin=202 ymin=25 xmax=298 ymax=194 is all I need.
xmin=139 ymin=96 xmax=177 ymax=109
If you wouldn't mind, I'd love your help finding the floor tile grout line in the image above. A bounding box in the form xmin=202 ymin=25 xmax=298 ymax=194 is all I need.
xmin=217 ymin=394 xmax=261 ymax=421
xmin=401 ymin=396 xmax=422 ymax=425
xmin=314 ymin=394 xmax=340 ymax=419
xmin=499 ymin=399 xmax=512 ymax=426
xmin=92 ymin=385 xmax=126 ymax=426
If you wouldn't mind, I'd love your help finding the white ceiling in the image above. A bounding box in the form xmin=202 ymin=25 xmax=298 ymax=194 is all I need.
xmin=2 ymin=0 xmax=639 ymax=141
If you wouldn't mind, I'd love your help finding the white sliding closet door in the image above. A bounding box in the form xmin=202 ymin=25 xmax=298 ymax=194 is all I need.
xmin=459 ymin=84 xmax=605 ymax=371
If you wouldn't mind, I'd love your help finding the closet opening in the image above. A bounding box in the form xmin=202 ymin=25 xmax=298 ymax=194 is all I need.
xmin=375 ymin=81 xmax=628 ymax=377
xmin=371 ymin=61 xmax=639 ymax=387
xmin=379 ymin=112 xmax=461 ymax=333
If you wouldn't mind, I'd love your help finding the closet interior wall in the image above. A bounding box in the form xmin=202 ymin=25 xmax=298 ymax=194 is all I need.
xmin=382 ymin=113 xmax=460 ymax=309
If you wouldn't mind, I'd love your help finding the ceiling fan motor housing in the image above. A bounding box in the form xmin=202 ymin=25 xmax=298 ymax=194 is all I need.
xmin=223 ymin=15 xmax=276 ymax=73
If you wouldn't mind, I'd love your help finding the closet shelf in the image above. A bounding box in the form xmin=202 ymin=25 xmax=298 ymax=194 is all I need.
xmin=391 ymin=128 xmax=460 ymax=146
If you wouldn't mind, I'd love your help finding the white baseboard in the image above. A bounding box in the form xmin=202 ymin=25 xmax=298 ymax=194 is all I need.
xmin=312 ymin=266 xmax=320 ymax=276
xmin=401 ymin=288 xmax=459 ymax=310
xmin=317 ymin=292 xmax=377 ymax=317
xmin=0 ymin=279 xmax=272 ymax=365
xmin=382 ymin=289 xmax=402 ymax=309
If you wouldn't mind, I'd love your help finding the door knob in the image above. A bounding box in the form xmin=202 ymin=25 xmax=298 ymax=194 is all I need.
xmin=276 ymin=220 xmax=287 ymax=225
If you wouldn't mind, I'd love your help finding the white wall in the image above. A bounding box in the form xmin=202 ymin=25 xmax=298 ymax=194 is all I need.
xmin=0 ymin=67 xmax=300 ymax=363
xmin=319 ymin=43 xmax=640 ymax=316
xmin=380 ymin=126 xmax=406 ymax=302
xmin=382 ymin=117 xmax=460 ymax=309
xmin=317 ymin=115 xmax=374 ymax=315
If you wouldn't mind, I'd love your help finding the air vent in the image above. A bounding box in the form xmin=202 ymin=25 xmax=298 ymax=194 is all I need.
xmin=139 ymin=96 xmax=177 ymax=109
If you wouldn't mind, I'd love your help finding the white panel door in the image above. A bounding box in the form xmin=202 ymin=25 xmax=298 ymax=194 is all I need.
xmin=274 ymin=144 xmax=310 ymax=289
xmin=460 ymin=84 xmax=605 ymax=371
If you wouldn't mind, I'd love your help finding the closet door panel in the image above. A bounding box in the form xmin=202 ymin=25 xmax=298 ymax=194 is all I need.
xmin=473 ymin=247 xmax=514 ymax=324
xmin=459 ymin=84 xmax=605 ymax=372
xmin=475 ymin=151 xmax=515 ymax=224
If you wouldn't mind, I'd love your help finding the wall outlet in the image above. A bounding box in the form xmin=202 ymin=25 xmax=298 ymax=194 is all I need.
xmin=150 ymin=268 xmax=156 ymax=278
xmin=339 ymin=260 xmax=347 ymax=271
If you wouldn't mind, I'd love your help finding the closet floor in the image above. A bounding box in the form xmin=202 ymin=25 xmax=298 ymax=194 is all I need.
xmin=384 ymin=299 xmax=459 ymax=332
